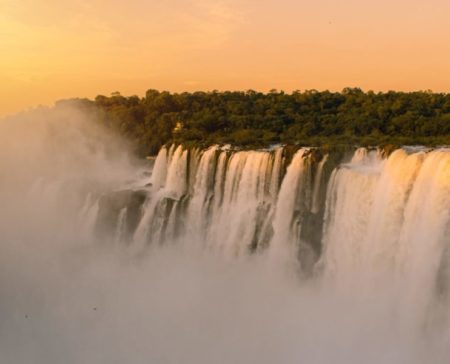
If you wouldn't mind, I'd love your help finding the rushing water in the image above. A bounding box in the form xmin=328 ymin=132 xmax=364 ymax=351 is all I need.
xmin=1 ymin=109 xmax=450 ymax=363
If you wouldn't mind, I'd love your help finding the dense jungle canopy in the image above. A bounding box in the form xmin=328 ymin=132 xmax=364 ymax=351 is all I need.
xmin=57 ymin=88 xmax=450 ymax=156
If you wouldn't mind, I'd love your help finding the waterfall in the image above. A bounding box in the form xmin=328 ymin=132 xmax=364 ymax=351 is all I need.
xmin=311 ymin=153 xmax=328 ymax=214
xmin=98 ymin=145 xmax=450 ymax=279
xmin=82 ymin=144 xmax=450 ymax=341
xmin=132 ymin=145 xmax=289 ymax=255
xmin=269 ymin=148 xmax=309 ymax=262
xmin=3 ymin=112 xmax=450 ymax=364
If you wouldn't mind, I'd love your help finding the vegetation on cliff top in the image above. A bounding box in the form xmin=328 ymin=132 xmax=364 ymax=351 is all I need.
xmin=58 ymin=88 xmax=450 ymax=156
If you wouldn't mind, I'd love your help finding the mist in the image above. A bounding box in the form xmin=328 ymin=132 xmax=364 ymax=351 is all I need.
xmin=1 ymin=106 xmax=449 ymax=364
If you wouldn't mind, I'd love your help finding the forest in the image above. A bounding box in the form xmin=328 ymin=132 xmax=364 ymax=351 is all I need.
xmin=59 ymin=88 xmax=450 ymax=156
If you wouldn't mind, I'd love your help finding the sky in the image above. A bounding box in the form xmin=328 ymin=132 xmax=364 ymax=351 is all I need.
xmin=1 ymin=0 xmax=450 ymax=116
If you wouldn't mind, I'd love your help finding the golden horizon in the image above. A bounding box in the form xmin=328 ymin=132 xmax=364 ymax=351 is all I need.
xmin=2 ymin=0 xmax=450 ymax=116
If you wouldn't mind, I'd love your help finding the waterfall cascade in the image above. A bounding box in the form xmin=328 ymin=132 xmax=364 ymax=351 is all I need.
xmin=7 ymin=109 xmax=450 ymax=364
xmin=73 ymin=143 xmax=450 ymax=334
xmin=88 ymin=144 xmax=450 ymax=277
xmin=100 ymin=145 xmax=330 ymax=259
xmin=4 ymin=130 xmax=450 ymax=363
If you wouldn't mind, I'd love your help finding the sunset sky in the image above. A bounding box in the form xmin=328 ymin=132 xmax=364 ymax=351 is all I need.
xmin=1 ymin=0 xmax=450 ymax=116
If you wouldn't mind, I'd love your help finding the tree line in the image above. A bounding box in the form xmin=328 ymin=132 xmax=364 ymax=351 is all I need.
xmin=62 ymin=88 xmax=450 ymax=156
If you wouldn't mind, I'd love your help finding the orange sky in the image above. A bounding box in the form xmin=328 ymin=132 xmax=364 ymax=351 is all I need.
xmin=1 ymin=0 xmax=450 ymax=116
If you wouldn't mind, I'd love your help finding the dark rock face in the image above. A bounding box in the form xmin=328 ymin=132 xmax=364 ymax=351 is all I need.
xmin=95 ymin=189 xmax=147 ymax=241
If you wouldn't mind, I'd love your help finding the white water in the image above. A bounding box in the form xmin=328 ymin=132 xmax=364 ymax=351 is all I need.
xmin=1 ymin=107 xmax=450 ymax=363
xmin=269 ymin=148 xmax=309 ymax=262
